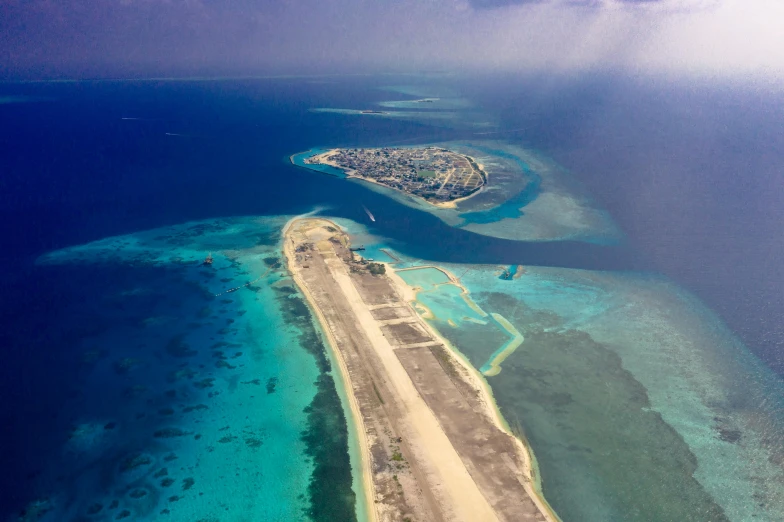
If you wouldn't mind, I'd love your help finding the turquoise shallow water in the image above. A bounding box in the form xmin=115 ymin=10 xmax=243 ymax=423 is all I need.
xmin=377 ymin=98 xmax=472 ymax=110
xmin=397 ymin=267 xmax=451 ymax=288
xmin=290 ymin=149 xmax=348 ymax=178
xmin=28 ymin=212 xmax=784 ymax=522
xmin=455 ymin=267 xmax=784 ymax=521
xmin=36 ymin=217 xmax=361 ymax=522
xmin=338 ymin=219 xmax=784 ymax=522
xmin=377 ymin=85 xmax=472 ymax=110
xmin=460 ymin=267 xmax=784 ymax=521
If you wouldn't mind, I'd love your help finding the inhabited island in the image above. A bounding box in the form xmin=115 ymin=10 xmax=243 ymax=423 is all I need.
xmin=303 ymin=147 xmax=487 ymax=206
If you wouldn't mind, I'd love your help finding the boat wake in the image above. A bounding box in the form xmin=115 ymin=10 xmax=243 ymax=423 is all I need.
xmin=363 ymin=205 xmax=376 ymax=222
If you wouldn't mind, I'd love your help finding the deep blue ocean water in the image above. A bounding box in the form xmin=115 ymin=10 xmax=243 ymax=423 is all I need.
xmin=2 ymin=75 xmax=783 ymax=521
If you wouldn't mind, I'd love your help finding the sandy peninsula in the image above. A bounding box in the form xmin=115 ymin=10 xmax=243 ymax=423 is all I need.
xmin=284 ymin=217 xmax=557 ymax=522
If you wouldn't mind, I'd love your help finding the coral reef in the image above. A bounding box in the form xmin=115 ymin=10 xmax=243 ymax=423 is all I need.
xmin=266 ymin=377 xmax=278 ymax=394
xmin=153 ymin=428 xmax=190 ymax=438
xmin=114 ymin=358 xmax=142 ymax=375
xmin=119 ymin=453 xmax=152 ymax=473
xmin=165 ymin=335 xmax=197 ymax=358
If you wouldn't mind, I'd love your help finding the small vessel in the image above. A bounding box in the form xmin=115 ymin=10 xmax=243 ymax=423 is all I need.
xmin=204 ymin=253 xmax=213 ymax=266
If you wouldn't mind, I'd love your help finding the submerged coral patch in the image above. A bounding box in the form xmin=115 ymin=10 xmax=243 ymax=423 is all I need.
xmin=31 ymin=216 xmax=360 ymax=522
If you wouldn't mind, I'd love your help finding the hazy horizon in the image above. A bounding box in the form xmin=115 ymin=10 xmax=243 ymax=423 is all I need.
xmin=3 ymin=0 xmax=784 ymax=84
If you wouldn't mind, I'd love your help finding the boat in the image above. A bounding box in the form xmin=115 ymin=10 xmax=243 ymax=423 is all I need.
xmin=204 ymin=253 xmax=213 ymax=266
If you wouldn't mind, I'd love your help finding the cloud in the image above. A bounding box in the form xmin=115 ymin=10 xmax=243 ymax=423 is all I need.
xmin=0 ymin=0 xmax=781 ymax=82
xmin=610 ymin=0 xmax=721 ymax=11
xmin=469 ymin=0 xmax=546 ymax=9
xmin=468 ymin=0 xmax=720 ymax=10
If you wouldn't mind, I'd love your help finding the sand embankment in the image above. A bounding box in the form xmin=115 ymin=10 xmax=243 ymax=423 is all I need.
xmin=304 ymin=149 xmax=352 ymax=173
xmin=385 ymin=267 xmax=560 ymax=522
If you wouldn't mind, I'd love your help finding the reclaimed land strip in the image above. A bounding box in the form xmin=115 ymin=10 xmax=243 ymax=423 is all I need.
xmin=286 ymin=218 xmax=445 ymax=522
xmin=285 ymin=217 xmax=556 ymax=522
xmin=387 ymin=268 xmax=558 ymax=521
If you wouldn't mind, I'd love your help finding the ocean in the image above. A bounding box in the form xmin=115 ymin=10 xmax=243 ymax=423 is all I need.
xmin=1 ymin=74 xmax=782 ymax=521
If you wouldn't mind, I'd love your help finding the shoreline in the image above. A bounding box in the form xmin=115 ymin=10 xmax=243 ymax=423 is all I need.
xmin=386 ymin=265 xmax=560 ymax=522
xmin=292 ymin=148 xmax=486 ymax=209
xmin=282 ymin=218 xmax=378 ymax=522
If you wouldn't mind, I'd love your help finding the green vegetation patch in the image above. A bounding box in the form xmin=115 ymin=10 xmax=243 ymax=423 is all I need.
xmin=417 ymin=170 xmax=437 ymax=179
xmin=367 ymin=262 xmax=386 ymax=275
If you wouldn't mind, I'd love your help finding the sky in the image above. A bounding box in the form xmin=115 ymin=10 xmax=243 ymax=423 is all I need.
xmin=1 ymin=0 xmax=783 ymax=80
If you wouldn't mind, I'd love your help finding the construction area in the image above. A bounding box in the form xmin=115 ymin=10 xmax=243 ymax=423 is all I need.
xmin=284 ymin=217 xmax=552 ymax=522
